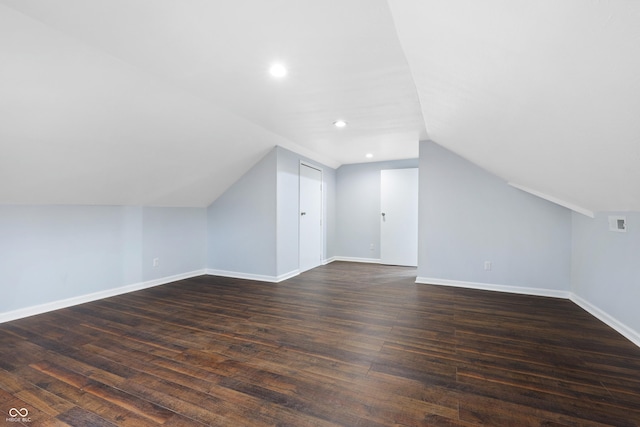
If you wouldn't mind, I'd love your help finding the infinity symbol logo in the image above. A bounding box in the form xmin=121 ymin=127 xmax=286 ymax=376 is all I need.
xmin=8 ymin=408 xmax=28 ymax=417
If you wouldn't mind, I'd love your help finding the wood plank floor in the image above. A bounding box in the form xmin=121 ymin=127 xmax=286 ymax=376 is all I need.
xmin=1 ymin=262 xmax=640 ymax=426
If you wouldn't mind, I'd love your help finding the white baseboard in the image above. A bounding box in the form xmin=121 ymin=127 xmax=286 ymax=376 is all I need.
xmin=322 ymin=256 xmax=337 ymax=265
xmin=416 ymin=276 xmax=640 ymax=349
xmin=4 ymin=267 xmax=639 ymax=350
xmin=570 ymin=294 xmax=640 ymax=348
xmin=332 ymin=256 xmax=381 ymax=264
xmin=415 ymin=276 xmax=571 ymax=299
xmin=275 ymin=269 xmax=300 ymax=282
xmin=0 ymin=269 xmax=207 ymax=324
xmin=206 ymin=268 xmax=299 ymax=283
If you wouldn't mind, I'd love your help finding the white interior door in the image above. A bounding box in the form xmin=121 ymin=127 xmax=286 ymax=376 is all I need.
xmin=380 ymin=168 xmax=418 ymax=266
xmin=299 ymin=164 xmax=323 ymax=272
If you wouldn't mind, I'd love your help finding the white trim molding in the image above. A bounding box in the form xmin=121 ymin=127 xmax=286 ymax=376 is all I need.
xmin=0 ymin=269 xmax=207 ymax=324
xmin=416 ymin=276 xmax=640 ymax=349
xmin=508 ymin=182 xmax=595 ymax=218
xmin=206 ymin=268 xmax=299 ymax=283
xmin=570 ymin=294 xmax=640 ymax=349
xmin=331 ymin=256 xmax=381 ymax=264
xmin=416 ymin=277 xmax=571 ymax=299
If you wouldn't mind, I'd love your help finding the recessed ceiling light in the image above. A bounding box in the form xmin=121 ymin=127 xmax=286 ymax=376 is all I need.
xmin=269 ymin=63 xmax=287 ymax=78
xmin=365 ymin=153 xmax=373 ymax=159
xmin=333 ymin=120 xmax=347 ymax=128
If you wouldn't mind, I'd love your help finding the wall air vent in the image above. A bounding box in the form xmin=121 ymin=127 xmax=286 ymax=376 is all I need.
xmin=608 ymin=215 xmax=627 ymax=233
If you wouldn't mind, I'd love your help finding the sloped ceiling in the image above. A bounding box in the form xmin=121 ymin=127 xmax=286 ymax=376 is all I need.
xmin=0 ymin=0 xmax=425 ymax=206
xmin=1 ymin=1 xmax=639 ymax=211
xmin=388 ymin=0 xmax=640 ymax=213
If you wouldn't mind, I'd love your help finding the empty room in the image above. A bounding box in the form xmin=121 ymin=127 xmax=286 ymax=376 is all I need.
xmin=1 ymin=1 xmax=640 ymax=425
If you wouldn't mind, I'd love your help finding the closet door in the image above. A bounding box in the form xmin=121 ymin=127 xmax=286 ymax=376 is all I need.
xmin=380 ymin=168 xmax=418 ymax=266
xmin=299 ymin=163 xmax=323 ymax=272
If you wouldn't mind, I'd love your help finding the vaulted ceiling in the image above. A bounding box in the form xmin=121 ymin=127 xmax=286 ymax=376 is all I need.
xmin=1 ymin=1 xmax=638 ymax=211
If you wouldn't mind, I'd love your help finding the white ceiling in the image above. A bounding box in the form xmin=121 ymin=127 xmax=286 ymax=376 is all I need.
xmin=388 ymin=0 xmax=640 ymax=213
xmin=1 ymin=1 xmax=639 ymax=211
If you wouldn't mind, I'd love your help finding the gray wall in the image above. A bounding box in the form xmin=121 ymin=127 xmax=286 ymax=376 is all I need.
xmin=0 ymin=204 xmax=206 ymax=315
xmin=207 ymin=148 xmax=278 ymax=276
xmin=276 ymin=147 xmax=300 ymax=276
xmin=572 ymin=211 xmax=640 ymax=335
xmin=142 ymin=207 xmax=207 ymax=280
xmin=276 ymin=146 xmax=336 ymax=276
xmin=207 ymin=146 xmax=336 ymax=279
xmin=418 ymin=140 xmax=572 ymax=291
xmin=335 ymin=158 xmax=419 ymax=260
xmin=324 ymin=161 xmax=337 ymax=262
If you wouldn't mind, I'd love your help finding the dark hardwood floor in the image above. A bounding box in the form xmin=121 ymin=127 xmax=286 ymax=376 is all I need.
xmin=1 ymin=262 xmax=640 ymax=426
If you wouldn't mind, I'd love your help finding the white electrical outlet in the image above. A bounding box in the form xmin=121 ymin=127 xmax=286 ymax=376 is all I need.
xmin=153 ymin=258 xmax=160 ymax=267
xmin=484 ymin=261 xmax=492 ymax=271
xmin=369 ymin=243 xmax=375 ymax=251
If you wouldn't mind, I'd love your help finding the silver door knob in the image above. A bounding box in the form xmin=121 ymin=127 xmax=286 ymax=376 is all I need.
xmin=301 ymin=212 xmax=306 ymax=216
